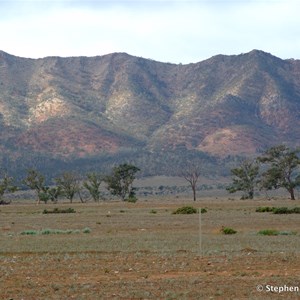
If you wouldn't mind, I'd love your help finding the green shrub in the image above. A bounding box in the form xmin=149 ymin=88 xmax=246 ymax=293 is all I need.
xmin=258 ymin=229 xmax=297 ymax=236
xmin=292 ymin=207 xmax=300 ymax=214
xmin=43 ymin=208 xmax=76 ymax=214
xmin=20 ymin=230 xmax=38 ymax=235
xmin=126 ymin=196 xmax=138 ymax=203
xmin=258 ymin=229 xmax=280 ymax=236
xmin=255 ymin=206 xmax=275 ymax=213
xmin=278 ymin=231 xmax=297 ymax=236
xmin=20 ymin=228 xmax=88 ymax=235
xmin=150 ymin=209 xmax=157 ymax=214
xmin=256 ymin=206 xmax=300 ymax=214
xmin=173 ymin=206 xmax=198 ymax=214
xmin=82 ymin=227 xmax=91 ymax=234
xmin=273 ymin=207 xmax=300 ymax=214
xmin=172 ymin=206 xmax=207 ymax=214
xmin=221 ymin=227 xmax=237 ymax=235
xmin=272 ymin=207 xmax=290 ymax=214
xmin=41 ymin=229 xmax=52 ymax=235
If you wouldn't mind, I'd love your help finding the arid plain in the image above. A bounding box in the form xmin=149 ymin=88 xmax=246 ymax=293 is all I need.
xmin=1 ymin=195 xmax=300 ymax=299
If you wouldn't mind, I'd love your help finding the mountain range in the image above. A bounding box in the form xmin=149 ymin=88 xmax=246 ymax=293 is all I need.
xmin=0 ymin=49 xmax=299 ymax=178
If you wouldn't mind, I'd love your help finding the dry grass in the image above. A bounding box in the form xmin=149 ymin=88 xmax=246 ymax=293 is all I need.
xmin=1 ymin=196 xmax=300 ymax=299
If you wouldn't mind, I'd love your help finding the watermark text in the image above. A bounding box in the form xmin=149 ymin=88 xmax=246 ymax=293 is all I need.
xmin=257 ymin=284 xmax=299 ymax=293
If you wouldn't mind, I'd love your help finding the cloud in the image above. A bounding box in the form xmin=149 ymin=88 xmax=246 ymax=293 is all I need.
xmin=0 ymin=0 xmax=299 ymax=63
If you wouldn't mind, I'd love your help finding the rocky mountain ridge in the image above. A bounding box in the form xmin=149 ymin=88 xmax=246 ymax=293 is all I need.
xmin=0 ymin=49 xmax=299 ymax=176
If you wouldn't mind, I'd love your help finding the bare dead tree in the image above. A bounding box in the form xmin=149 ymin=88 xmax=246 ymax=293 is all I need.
xmin=182 ymin=167 xmax=200 ymax=201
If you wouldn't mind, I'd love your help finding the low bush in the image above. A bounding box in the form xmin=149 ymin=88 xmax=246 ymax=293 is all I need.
xmin=172 ymin=206 xmax=208 ymax=215
xmin=278 ymin=231 xmax=297 ymax=236
xmin=126 ymin=195 xmax=138 ymax=203
xmin=43 ymin=208 xmax=76 ymax=214
xmin=273 ymin=207 xmax=300 ymax=214
xmin=258 ymin=229 xmax=280 ymax=236
xmin=255 ymin=206 xmax=275 ymax=213
xmin=221 ymin=227 xmax=237 ymax=235
xmin=292 ymin=207 xmax=300 ymax=214
xmin=82 ymin=227 xmax=91 ymax=234
xmin=272 ymin=207 xmax=290 ymax=214
xmin=20 ymin=230 xmax=38 ymax=235
xmin=0 ymin=200 xmax=11 ymax=205
xmin=256 ymin=206 xmax=300 ymax=214
xmin=173 ymin=206 xmax=198 ymax=214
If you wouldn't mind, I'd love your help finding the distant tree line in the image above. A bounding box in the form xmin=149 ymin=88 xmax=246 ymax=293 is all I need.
xmin=227 ymin=145 xmax=300 ymax=200
xmin=2 ymin=144 xmax=300 ymax=204
xmin=0 ymin=163 xmax=140 ymax=204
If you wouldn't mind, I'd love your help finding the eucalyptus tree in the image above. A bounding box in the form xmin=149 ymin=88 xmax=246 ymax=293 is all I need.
xmin=104 ymin=164 xmax=140 ymax=201
xmin=227 ymin=160 xmax=260 ymax=199
xmin=258 ymin=145 xmax=300 ymax=200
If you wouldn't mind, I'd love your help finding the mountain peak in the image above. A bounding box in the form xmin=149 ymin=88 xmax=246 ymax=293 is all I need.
xmin=0 ymin=50 xmax=11 ymax=57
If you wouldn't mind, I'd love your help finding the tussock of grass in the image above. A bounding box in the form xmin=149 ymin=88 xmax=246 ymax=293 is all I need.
xmin=258 ymin=229 xmax=297 ymax=236
xmin=82 ymin=227 xmax=91 ymax=234
xmin=255 ymin=206 xmax=275 ymax=213
xmin=20 ymin=228 xmax=91 ymax=235
xmin=258 ymin=229 xmax=279 ymax=236
xmin=20 ymin=230 xmax=38 ymax=235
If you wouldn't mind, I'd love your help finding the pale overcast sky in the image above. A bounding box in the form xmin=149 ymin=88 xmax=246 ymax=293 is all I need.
xmin=0 ymin=0 xmax=299 ymax=64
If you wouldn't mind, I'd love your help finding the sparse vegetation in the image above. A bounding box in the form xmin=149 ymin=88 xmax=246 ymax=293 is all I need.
xmin=172 ymin=206 xmax=207 ymax=214
xmin=2 ymin=198 xmax=300 ymax=299
xmin=82 ymin=227 xmax=91 ymax=234
xmin=20 ymin=230 xmax=38 ymax=235
xmin=43 ymin=208 xmax=76 ymax=214
xmin=20 ymin=228 xmax=90 ymax=235
xmin=278 ymin=231 xmax=297 ymax=236
xmin=221 ymin=227 xmax=237 ymax=235
xmin=258 ymin=229 xmax=279 ymax=236
xmin=255 ymin=206 xmax=275 ymax=212
xmin=256 ymin=206 xmax=300 ymax=214
xmin=256 ymin=229 xmax=296 ymax=236
xmin=173 ymin=206 xmax=198 ymax=214
xmin=273 ymin=207 xmax=300 ymax=214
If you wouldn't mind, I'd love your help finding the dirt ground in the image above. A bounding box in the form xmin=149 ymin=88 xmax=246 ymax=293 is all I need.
xmin=1 ymin=197 xmax=300 ymax=299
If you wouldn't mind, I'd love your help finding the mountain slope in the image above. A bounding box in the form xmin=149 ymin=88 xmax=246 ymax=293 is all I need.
xmin=0 ymin=49 xmax=300 ymax=176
